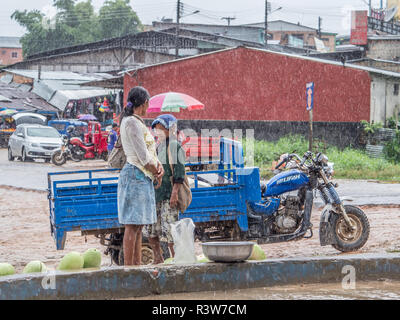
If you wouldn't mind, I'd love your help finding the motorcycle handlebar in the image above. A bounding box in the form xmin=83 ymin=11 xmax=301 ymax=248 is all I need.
xmin=274 ymin=152 xmax=312 ymax=170
xmin=275 ymin=157 xmax=287 ymax=170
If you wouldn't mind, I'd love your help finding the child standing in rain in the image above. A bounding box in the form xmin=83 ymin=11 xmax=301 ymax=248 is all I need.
xmin=146 ymin=114 xmax=186 ymax=264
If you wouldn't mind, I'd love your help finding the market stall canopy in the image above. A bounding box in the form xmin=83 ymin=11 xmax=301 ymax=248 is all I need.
xmin=49 ymin=89 xmax=112 ymax=111
xmin=0 ymin=108 xmax=18 ymax=117
xmin=78 ymin=114 xmax=97 ymax=121
xmin=12 ymin=112 xmax=47 ymax=125
xmin=147 ymin=92 xmax=205 ymax=113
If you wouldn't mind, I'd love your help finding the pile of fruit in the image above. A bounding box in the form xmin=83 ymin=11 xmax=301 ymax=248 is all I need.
xmin=0 ymin=248 xmax=102 ymax=278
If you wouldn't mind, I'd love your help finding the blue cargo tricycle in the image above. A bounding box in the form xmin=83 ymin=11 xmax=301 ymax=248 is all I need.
xmin=48 ymin=138 xmax=369 ymax=264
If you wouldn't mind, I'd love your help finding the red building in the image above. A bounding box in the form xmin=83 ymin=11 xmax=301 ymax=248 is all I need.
xmin=124 ymin=47 xmax=372 ymax=147
xmin=124 ymin=46 xmax=370 ymax=122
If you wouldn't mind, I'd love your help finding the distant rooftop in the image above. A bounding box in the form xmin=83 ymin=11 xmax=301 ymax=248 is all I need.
xmin=0 ymin=37 xmax=22 ymax=49
xmin=1 ymin=69 xmax=115 ymax=111
xmin=243 ymin=20 xmax=337 ymax=35
xmin=2 ymin=69 xmax=114 ymax=82
xmin=368 ymin=35 xmax=400 ymax=40
xmin=0 ymin=81 xmax=58 ymax=113
xmin=243 ymin=20 xmax=316 ymax=32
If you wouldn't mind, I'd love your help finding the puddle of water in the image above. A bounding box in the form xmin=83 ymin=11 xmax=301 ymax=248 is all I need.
xmin=129 ymin=280 xmax=400 ymax=300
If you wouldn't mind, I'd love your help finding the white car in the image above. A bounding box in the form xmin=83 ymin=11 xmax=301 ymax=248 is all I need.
xmin=8 ymin=124 xmax=63 ymax=162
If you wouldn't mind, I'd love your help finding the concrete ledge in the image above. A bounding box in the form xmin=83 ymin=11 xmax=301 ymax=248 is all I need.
xmin=1 ymin=253 xmax=400 ymax=300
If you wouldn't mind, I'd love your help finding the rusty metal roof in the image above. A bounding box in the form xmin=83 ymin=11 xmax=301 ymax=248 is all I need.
xmin=0 ymin=82 xmax=58 ymax=113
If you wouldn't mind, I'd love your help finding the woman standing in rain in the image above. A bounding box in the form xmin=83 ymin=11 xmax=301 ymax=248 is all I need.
xmin=118 ymin=86 xmax=164 ymax=266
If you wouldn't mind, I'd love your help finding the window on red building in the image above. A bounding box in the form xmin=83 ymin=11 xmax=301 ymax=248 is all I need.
xmin=11 ymin=52 xmax=18 ymax=58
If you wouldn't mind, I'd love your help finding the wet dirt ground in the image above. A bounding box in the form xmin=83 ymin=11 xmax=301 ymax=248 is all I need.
xmin=1 ymin=149 xmax=400 ymax=299
xmin=1 ymin=184 xmax=400 ymax=273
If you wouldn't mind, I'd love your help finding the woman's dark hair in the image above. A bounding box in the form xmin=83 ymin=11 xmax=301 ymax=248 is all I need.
xmin=120 ymin=86 xmax=150 ymax=122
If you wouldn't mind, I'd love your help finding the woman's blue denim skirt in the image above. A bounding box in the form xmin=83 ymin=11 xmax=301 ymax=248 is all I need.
xmin=118 ymin=163 xmax=157 ymax=225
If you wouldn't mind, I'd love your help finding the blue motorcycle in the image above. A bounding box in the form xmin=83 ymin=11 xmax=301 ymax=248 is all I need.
xmin=246 ymin=151 xmax=370 ymax=252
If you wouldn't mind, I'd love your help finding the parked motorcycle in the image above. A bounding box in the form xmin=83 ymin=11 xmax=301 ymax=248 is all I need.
xmin=246 ymin=151 xmax=370 ymax=252
xmin=51 ymin=125 xmax=108 ymax=166
xmin=51 ymin=135 xmax=83 ymax=166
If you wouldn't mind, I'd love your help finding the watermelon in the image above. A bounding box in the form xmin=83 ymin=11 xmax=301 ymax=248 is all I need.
xmin=0 ymin=263 xmax=15 ymax=277
xmin=23 ymin=261 xmax=47 ymax=274
xmin=83 ymin=248 xmax=102 ymax=268
xmin=57 ymin=252 xmax=84 ymax=271
xmin=164 ymin=257 xmax=174 ymax=264
xmin=196 ymin=254 xmax=210 ymax=263
xmin=248 ymin=244 xmax=266 ymax=260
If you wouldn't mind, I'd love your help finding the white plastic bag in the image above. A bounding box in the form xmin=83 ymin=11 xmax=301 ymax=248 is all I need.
xmin=171 ymin=218 xmax=197 ymax=264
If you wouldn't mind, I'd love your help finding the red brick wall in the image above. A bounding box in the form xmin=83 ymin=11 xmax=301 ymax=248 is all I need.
xmin=124 ymin=47 xmax=371 ymax=122
xmin=0 ymin=48 xmax=23 ymax=66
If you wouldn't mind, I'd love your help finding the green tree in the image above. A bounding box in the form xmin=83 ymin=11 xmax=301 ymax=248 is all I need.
xmin=11 ymin=0 xmax=142 ymax=58
xmin=98 ymin=0 xmax=142 ymax=39
xmin=11 ymin=10 xmax=46 ymax=57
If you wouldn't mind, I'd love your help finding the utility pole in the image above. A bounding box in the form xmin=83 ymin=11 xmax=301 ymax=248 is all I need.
xmin=318 ymin=16 xmax=322 ymax=38
xmin=369 ymin=0 xmax=372 ymax=16
xmin=265 ymin=1 xmax=269 ymax=47
xmin=221 ymin=16 xmax=236 ymax=26
xmin=175 ymin=0 xmax=182 ymax=59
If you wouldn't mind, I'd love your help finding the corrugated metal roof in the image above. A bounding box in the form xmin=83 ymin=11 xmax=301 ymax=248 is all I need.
xmin=368 ymin=35 xmax=400 ymax=40
xmin=0 ymin=82 xmax=58 ymax=112
xmin=31 ymin=80 xmax=57 ymax=102
xmin=0 ymin=95 xmax=11 ymax=102
xmin=0 ymin=73 xmax=13 ymax=84
xmin=245 ymin=20 xmax=317 ymax=32
xmin=0 ymin=70 xmax=117 ymax=111
xmin=3 ymin=69 xmax=101 ymax=81
xmin=49 ymin=89 xmax=111 ymax=111
xmin=81 ymin=76 xmax=124 ymax=89
xmin=0 ymin=37 xmax=21 ymax=48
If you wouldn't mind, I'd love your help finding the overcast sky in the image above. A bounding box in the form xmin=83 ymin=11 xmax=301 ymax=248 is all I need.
xmin=0 ymin=0 xmax=388 ymax=37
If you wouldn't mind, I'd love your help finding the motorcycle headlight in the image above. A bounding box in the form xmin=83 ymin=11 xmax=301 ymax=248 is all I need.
xmin=325 ymin=162 xmax=334 ymax=176
xmin=318 ymin=154 xmax=329 ymax=165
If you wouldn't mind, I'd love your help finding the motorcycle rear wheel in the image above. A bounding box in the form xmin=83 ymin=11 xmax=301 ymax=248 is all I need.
xmin=330 ymin=205 xmax=370 ymax=252
xmin=70 ymin=152 xmax=82 ymax=162
xmin=51 ymin=150 xmax=67 ymax=166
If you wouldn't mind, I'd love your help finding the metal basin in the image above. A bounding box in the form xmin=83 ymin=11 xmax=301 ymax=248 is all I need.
xmin=201 ymin=241 xmax=254 ymax=262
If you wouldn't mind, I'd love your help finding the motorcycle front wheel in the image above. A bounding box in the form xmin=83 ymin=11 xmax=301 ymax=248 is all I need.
xmin=330 ymin=205 xmax=370 ymax=252
xmin=51 ymin=150 xmax=67 ymax=166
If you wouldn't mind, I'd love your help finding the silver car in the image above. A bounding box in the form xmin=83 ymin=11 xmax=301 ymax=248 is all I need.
xmin=8 ymin=124 xmax=63 ymax=162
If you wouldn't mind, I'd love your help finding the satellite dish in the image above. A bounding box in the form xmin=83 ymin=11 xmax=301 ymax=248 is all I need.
xmin=385 ymin=6 xmax=398 ymax=22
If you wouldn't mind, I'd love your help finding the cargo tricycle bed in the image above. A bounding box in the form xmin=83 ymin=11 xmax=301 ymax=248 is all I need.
xmin=48 ymin=138 xmax=261 ymax=264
